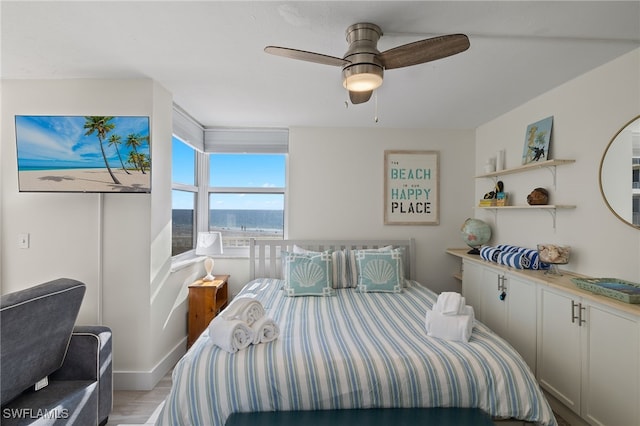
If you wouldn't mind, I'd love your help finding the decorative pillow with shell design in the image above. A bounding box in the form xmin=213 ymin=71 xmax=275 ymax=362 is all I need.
xmin=354 ymin=248 xmax=404 ymax=293
xmin=283 ymin=251 xmax=335 ymax=297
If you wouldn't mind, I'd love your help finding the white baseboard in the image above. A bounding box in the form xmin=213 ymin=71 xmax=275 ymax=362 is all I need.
xmin=543 ymin=390 xmax=589 ymax=426
xmin=113 ymin=337 xmax=186 ymax=390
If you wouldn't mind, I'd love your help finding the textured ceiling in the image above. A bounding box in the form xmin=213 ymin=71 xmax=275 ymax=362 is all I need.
xmin=2 ymin=1 xmax=639 ymax=129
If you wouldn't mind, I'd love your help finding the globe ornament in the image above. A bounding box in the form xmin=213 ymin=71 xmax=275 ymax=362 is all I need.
xmin=460 ymin=218 xmax=492 ymax=255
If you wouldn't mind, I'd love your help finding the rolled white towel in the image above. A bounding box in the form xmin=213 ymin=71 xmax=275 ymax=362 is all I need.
xmin=251 ymin=316 xmax=280 ymax=345
xmin=425 ymin=305 xmax=475 ymax=342
xmin=208 ymin=315 xmax=254 ymax=353
xmin=222 ymin=296 xmax=265 ymax=326
xmin=433 ymin=292 xmax=465 ymax=315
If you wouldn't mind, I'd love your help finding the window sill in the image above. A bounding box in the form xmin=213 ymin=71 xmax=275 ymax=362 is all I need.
xmin=170 ymin=253 xmax=207 ymax=272
xmin=170 ymin=248 xmax=250 ymax=272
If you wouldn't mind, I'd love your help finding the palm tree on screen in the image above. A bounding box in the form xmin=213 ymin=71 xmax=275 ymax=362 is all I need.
xmin=125 ymin=133 xmax=149 ymax=174
xmin=107 ymin=134 xmax=131 ymax=174
xmin=127 ymin=152 xmax=147 ymax=173
xmin=84 ymin=116 xmax=121 ymax=185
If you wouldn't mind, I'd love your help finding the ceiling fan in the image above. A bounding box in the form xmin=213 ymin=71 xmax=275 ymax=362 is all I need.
xmin=265 ymin=23 xmax=470 ymax=104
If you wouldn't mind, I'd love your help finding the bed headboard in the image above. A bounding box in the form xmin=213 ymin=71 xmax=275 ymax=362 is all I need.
xmin=249 ymin=238 xmax=416 ymax=280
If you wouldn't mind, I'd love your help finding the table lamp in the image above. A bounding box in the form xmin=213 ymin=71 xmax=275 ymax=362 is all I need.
xmin=195 ymin=231 xmax=223 ymax=281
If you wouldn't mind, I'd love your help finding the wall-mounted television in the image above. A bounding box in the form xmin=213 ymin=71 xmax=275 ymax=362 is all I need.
xmin=15 ymin=115 xmax=151 ymax=193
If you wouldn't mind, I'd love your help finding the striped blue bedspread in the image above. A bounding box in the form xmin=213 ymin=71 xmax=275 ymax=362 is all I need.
xmin=157 ymin=279 xmax=556 ymax=426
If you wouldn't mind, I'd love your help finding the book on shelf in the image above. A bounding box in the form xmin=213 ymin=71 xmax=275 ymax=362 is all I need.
xmin=478 ymin=199 xmax=497 ymax=207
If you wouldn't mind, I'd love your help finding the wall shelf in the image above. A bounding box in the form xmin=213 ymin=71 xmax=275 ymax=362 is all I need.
xmin=477 ymin=204 xmax=576 ymax=228
xmin=476 ymin=159 xmax=576 ymax=179
xmin=475 ymin=159 xmax=576 ymax=228
xmin=477 ymin=205 xmax=576 ymax=210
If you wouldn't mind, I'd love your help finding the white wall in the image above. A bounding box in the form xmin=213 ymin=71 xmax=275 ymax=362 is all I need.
xmin=286 ymin=127 xmax=475 ymax=293
xmin=1 ymin=79 xmax=155 ymax=323
xmin=214 ymin=127 xmax=476 ymax=296
xmin=0 ymin=79 xmax=187 ymax=390
xmin=475 ymin=49 xmax=640 ymax=281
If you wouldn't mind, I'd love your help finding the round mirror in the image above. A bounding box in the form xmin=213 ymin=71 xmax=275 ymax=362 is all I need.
xmin=599 ymin=115 xmax=640 ymax=229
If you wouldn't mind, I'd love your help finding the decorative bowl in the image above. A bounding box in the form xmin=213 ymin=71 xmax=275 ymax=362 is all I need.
xmin=537 ymin=244 xmax=570 ymax=275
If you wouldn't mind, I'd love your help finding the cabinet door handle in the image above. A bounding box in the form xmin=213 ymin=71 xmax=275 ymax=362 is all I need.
xmin=571 ymin=300 xmax=579 ymax=323
xmin=578 ymin=303 xmax=586 ymax=326
xmin=497 ymin=275 xmax=506 ymax=292
xmin=497 ymin=275 xmax=507 ymax=300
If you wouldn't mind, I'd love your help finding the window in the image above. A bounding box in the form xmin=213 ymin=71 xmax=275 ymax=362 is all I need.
xmin=171 ymin=136 xmax=198 ymax=256
xmin=171 ymin=105 xmax=288 ymax=258
xmin=209 ymin=153 xmax=286 ymax=249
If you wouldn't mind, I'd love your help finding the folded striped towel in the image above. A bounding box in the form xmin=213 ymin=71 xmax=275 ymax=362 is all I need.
xmin=251 ymin=316 xmax=280 ymax=345
xmin=481 ymin=244 xmax=550 ymax=270
xmin=433 ymin=292 xmax=465 ymax=315
xmin=480 ymin=246 xmax=501 ymax=262
xmin=497 ymin=250 xmax=529 ymax=268
xmin=496 ymin=244 xmax=549 ymax=270
xmin=222 ymin=296 xmax=265 ymax=326
xmin=207 ymin=316 xmax=254 ymax=353
xmin=425 ymin=305 xmax=475 ymax=342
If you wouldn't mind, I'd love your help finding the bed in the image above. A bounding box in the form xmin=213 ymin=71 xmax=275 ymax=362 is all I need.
xmin=157 ymin=239 xmax=556 ymax=426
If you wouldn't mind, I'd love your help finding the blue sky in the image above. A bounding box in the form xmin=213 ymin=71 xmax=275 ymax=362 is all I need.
xmin=172 ymin=137 xmax=285 ymax=210
xmin=15 ymin=115 xmax=150 ymax=169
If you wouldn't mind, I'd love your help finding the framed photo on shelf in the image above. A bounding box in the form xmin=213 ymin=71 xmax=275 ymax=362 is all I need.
xmin=522 ymin=116 xmax=553 ymax=164
xmin=384 ymin=150 xmax=439 ymax=225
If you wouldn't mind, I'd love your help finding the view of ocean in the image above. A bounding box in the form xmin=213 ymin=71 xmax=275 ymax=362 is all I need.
xmin=173 ymin=209 xmax=283 ymax=231
xmin=172 ymin=208 xmax=284 ymax=255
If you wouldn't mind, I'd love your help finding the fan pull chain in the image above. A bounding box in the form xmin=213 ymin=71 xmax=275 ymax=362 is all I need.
xmin=374 ymin=90 xmax=379 ymax=123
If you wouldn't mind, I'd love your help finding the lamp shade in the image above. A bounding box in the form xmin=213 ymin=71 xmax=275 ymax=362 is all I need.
xmin=195 ymin=231 xmax=223 ymax=256
xmin=342 ymin=63 xmax=383 ymax=92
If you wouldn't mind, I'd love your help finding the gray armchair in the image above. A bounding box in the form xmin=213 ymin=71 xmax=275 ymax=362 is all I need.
xmin=1 ymin=278 xmax=112 ymax=425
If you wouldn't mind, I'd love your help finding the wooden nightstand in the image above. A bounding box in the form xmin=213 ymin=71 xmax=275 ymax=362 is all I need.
xmin=187 ymin=274 xmax=229 ymax=348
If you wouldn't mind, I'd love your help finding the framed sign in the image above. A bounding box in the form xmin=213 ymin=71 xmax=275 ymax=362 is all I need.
xmin=384 ymin=150 xmax=439 ymax=225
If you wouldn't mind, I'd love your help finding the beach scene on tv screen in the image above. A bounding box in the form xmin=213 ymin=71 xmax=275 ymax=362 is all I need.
xmin=15 ymin=115 xmax=151 ymax=193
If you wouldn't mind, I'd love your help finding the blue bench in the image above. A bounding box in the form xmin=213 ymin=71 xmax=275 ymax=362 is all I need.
xmin=226 ymin=407 xmax=495 ymax=425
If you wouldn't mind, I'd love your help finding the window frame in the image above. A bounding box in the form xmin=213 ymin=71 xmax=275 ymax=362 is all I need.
xmin=171 ymin=136 xmax=203 ymax=260
xmin=172 ymin=145 xmax=287 ymax=261
xmin=207 ymin=154 xmax=287 ymax=257
xmin=171 ymin=104 xmax=288 ymax=262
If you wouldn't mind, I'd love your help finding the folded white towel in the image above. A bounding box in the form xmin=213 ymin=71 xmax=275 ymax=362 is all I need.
xmin=433 ymin=292 xmax=465 ymax=315
xmin=222 ymin=296 xmax=265 ymax=326
xmin=208 ymin=316 xmax=254 ymax=353
xmin=425 ymin=305 xmax=475 ymax=342
xmin=251 ymin=316 xmax=280 ymax=345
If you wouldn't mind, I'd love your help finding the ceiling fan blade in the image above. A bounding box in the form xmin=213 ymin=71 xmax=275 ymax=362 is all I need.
xmin=349 ymin=90 xmax=373 ymax=104
xmin=264 ymin=46 xmax=350 ymax=67
xmin=379 ymin=34 xmax=470 ymax=70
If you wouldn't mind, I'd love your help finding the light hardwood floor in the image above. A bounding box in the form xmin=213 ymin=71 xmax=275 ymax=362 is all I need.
xmin=105 ymin=370 xmax=172 ymax=426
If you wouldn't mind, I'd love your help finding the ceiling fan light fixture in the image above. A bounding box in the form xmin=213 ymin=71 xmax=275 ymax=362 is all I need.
xmin=342 ymin=64 xmax=383 ymax=92
xmin=266 ymin=22 xmax=469 ymax=104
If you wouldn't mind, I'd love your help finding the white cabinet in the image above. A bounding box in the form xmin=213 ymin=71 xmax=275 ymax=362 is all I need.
xmin=537 ymin=286 xmax=582 ymax=413
xmin=461 ymin=259 xmax=483 ymax=317
xmin=450 ymin=248 xmax=640 ymax=425
xmin=583 ymin=302 xmax=639 ymax=426
xmin=503 ymin=274 xmax=537 ymax=371
xmin=481 ymin=267 xmax=509 ymax=337
xmin=461 ymin=259 xmax=537 ymax=370
xmin=538 ymin=286 xmax=640 ymax=425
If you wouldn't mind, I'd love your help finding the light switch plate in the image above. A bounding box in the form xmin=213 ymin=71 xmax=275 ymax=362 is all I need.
xmin=18 ymin=233 xmax=29 ymax=249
